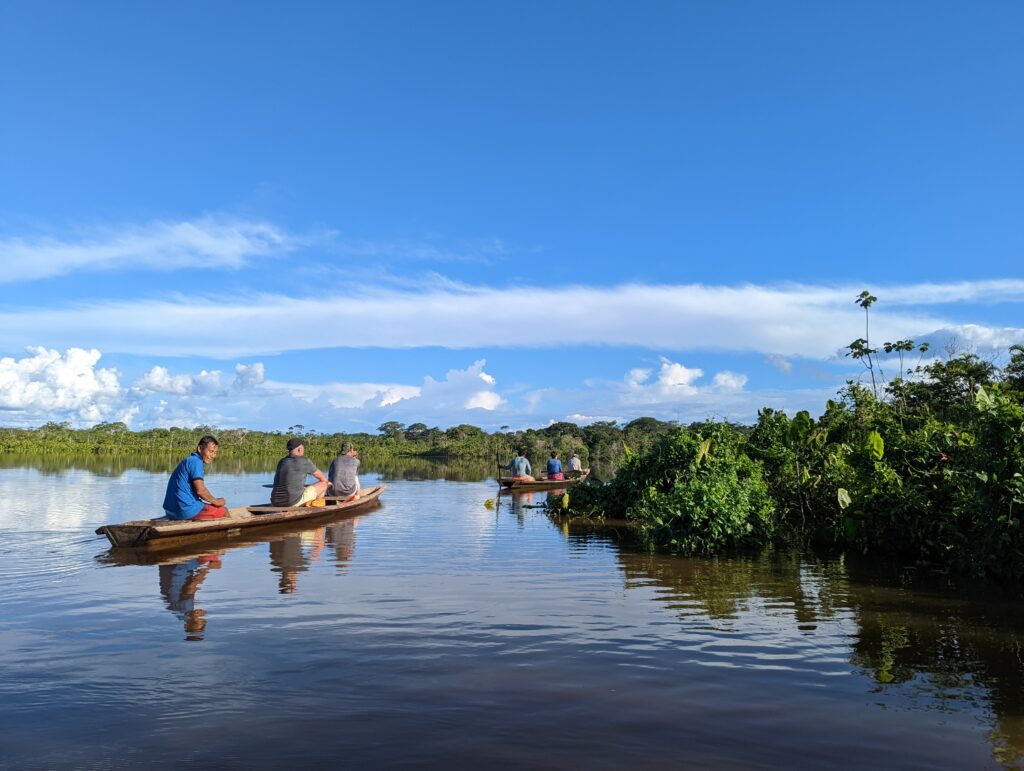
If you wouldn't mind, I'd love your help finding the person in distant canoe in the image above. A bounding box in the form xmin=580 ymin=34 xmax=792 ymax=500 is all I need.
xmin=567 ymin=452 xmax=583 ymax=477
xmin=505 ymin=449 xmax=534 ymax=482
xmin=328 ymin=443 xmax=361 ymax=502
xmin=162 ymin=435 xmax=228 ymax=521
xmin=547 ymin=451 xmax=564 ymax=481
xmin=271 ymin=438 xmax=330 ymax=507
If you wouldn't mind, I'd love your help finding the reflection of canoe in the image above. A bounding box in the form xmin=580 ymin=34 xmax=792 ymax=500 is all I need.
xmin=498 ymin=471 xmax=590 ymax=491
xmin=96 ymin=485 xmax=385 ymax=549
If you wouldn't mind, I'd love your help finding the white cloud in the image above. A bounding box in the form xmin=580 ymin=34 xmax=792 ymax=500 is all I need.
xmin=465 ymin=391 xmax=502 ymax=410
xmin=626 ymin=368 xmax=652 ymax=386
xmin=232 ymin=362 xmax=266 ymax=391
xmin=251 ymin=360 xmax=503 ymax=427
xmin=133 ymin=362 xmax=266 ymax=397
xmin=713 ymin=371 xmax=748 ymax=391
xmin=3 ymin=278 xmax=1020 ymax=360
xmin=924 ymin=324 xmax=1024 ymax=352
xmin=656 ymin=359 xmax=704 ymax=394
xmin=0 ymin=347 xmax=124 ymax=424
xmin=0 ymin=217 xmax=294 ymax=283
xmin=565 ymin=413 xmax=624 ymax=425
xmin=764 ymin=354 xmax=793 ymax=374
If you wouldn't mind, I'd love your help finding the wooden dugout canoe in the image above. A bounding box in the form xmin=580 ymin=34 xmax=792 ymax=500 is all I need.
xmin=96 ymin=485 xmax=385 ymax=549
xmin=498 ymin=471 xmax=590 ymax=492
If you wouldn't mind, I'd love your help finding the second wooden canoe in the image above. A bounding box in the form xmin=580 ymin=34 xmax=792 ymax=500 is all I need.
xmin=498 ymin=471 xmax=590 ymax=491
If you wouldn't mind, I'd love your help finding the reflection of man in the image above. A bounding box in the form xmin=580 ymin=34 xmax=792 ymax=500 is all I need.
xmin=328 ymin=444 xmax=361 ymax=502
xmin=326 ymin=517 xmax=360 ymax=567
xmin=271 ymin=438 xmax=329 ymax=507
xmin=158 ymin=554 xmax=222 ymax=640
xmin=269 ymin=528 xmax=327 ymax=593
xmin=163 ymin=436 xmax=227 ymax=520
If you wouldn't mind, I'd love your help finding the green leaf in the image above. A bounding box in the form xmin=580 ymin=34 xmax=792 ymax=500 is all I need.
xmin=837 ymin=488 xmax=852 ymax=510
xmin=695 ymin=437 xmax=712 ymax=466
xmin=976 ymin=386 xmax=994 ymax=410
xmin=789 ymin=411 xmax=812 ymax=444
xmin=862 ymin=430 xmax=884 ymax=461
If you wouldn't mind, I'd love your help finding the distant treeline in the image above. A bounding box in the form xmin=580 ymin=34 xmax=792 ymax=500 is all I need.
xmin=0 ymin=416 xmax=683 ymax=476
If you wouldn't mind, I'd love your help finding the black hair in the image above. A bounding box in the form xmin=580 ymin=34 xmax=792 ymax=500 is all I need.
xmin=198 ymin=435 xmax=219 ymax=448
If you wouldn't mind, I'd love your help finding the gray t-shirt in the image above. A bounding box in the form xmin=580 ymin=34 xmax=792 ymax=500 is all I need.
xmin=271 ymin=455 xmax=317 ymax=506
xmin=328 ymin=455 xmax=360 ymax=498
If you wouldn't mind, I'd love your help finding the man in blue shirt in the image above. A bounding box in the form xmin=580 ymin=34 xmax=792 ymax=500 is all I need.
xmin=162 ymin=435 xmax=228 ymax=520
xmin=546 ymin=451 xmax=564 ymax=481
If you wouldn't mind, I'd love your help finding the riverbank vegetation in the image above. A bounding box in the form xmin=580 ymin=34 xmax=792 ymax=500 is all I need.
xmin=563 ymin=296 xmax=1024 ymax=582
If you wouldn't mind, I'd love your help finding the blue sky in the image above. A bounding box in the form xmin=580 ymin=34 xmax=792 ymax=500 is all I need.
xmin=1 ymin=1 xmax=1022 ymax=432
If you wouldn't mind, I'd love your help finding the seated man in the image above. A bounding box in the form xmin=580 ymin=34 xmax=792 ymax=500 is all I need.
xmin=505 ymin=449 xmax=534 ymax=482
xmin=163 ymin=435 xmax=228 ymax=521
xmin=547 ymin=451 xmax=564 ymax=481
xmin=328 ymin=443 xmax=361 ymax=502
xmin=567 ymin=452 xmax=583 ymax=477
xmin=271 ymin=438 xmax=330 ymax=507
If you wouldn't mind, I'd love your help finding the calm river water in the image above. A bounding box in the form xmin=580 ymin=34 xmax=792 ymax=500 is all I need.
xmin=2 ymin=456 xmax=1024 ymax=769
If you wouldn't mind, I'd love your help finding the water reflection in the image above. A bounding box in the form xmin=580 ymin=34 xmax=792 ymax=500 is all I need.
xmin=158 ymin=553 xmax=223 ymax=641
xmin=0 ymin=451 xmax=498 ymax=481
xmin=101 ymin=514 xmax=363 ymax=637
xmin=596 ymin=543 xmax=1024 ymax=766
xmin=6 ymin=459 xmax=1024 ymax=768
xmin=268 ymin=518 xmax=362 ymax=593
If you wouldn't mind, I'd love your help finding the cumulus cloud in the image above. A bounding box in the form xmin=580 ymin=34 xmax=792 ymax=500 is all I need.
xmin=133 ymin=362 xmax=266 ymax=397
xmin=419 ymin=360 xmax=504 ymax=412
xmin=922 ymin=324 xmax=1024 ymax=353
xmin=712 ymin=371 xmax=748 ymax=391
xmin=764 ymin=354 xmax=793 ymax=374
xmin=0 ymin=217 xmax=295 ymax=283
xmin=0 ymin=347 xmax=124 ymax=424
xmin=3 ymin=278 xmax=1020 ymax=360
xmin=616 ymin=356 xmax=753 ymax=411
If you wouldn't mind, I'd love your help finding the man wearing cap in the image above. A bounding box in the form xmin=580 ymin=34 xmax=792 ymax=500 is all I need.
xmin=328 ymin=444 xmax=361 ymax=502
xmin=567 ymin=452 xmax=583 ymax=477
xmin=270 ymin=438 xmax=330 ymax=507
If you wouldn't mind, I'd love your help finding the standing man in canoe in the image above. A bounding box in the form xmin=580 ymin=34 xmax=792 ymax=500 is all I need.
xmin=271 ymin=438 xmax=330 ymax=507
xmin=328 ymin=443 xmax=361 ymax=502
xmin=505 ymin=449 xmax=534 ymax=482
xmin=162 ymin=435 xmax=228 ymax=521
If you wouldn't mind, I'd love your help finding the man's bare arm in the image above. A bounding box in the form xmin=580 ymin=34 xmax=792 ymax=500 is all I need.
xmin=191 ymin=479 xmax=226 ymax=507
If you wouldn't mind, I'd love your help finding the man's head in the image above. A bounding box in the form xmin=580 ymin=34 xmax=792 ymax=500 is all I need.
xmin=518 ymin=448 xmax=527 ymax=457
xmin=550 ymin=451 xmax=558 ymax=459
xmin=197 ymin=435 xmax=219 ymax=463
xmin=342 ymin=443 xmax=357 ymax=456
xmin=287 ymin=437 xmax=305 ymax=456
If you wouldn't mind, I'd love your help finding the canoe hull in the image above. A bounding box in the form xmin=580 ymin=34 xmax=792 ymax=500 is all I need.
xmin=96 ymin=485 xmax=385 ymax=549
xmin=498 ymin=471 xmax=589 ymax=492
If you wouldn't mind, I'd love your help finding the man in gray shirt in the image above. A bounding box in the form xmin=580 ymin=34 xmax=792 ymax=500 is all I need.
xmin=505 ymin=449 xmax=534 ymax=481
xmin=271 ymin=438 xmax=330 ymax=507
xmin=328 ymin=444 xmax=361 ymax=501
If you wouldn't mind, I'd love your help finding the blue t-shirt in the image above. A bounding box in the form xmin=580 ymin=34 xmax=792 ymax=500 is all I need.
xmin=163 ymin=452 xmax=206 ymax=520
xmin=547 ymin=458 xmax=563 ymax=474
